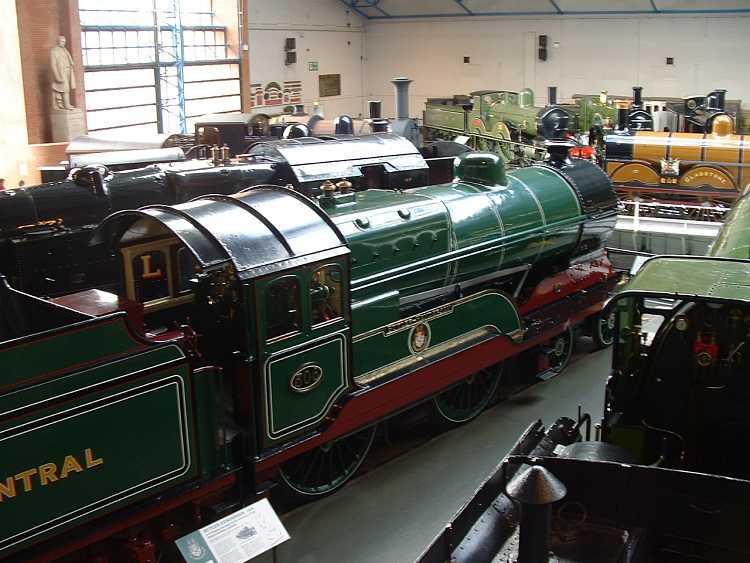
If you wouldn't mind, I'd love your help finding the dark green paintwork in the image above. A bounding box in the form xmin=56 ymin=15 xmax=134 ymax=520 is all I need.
xmin=327 ymin=162 xmax=582 ymax=306
xmin=0 ymin=355 xmax=196 ymax=556
xmin=352 ymin=291 xmax=521 ymax=379
xmin=622 ymin=256 xmax=750 ymax=303
xmin=253 ymin=259 xmax=352 ymax=446
xmin=1 ymin=317 xmax=143 ymax=386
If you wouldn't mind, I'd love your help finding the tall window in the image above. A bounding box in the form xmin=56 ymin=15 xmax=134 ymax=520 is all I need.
xmin=79 ymin=0 xmax=241 ymax=135
xmin=266 ymin=277 xmax=302 ymax=340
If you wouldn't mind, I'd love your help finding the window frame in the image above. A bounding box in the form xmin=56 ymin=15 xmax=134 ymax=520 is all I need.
xmin=264 ymin=274 xmax=304 ymax=343
xmin=310 ymin=263 xmax=345 ymax=329
xmin=120 ymin=238 xmax=196 ymax=312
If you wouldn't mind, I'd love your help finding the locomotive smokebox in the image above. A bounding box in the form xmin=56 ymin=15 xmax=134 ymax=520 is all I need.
xmin=548 ymin=86 xmax=557 ymax=106
xmin=632 ymin=86 xmax=644 ymax=108
xmin=391 ymin=77 xmax=413 ymax=119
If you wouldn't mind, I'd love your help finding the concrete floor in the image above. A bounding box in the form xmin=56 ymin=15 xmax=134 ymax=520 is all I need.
xmin=261 ymin=343 xmax=612 ymax=563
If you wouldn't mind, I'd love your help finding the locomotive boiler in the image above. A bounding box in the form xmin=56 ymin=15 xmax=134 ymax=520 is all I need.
xmin=0 ymin=134 xmax=436 ymax=296
xmin=0 ymin=147 xmax=618 ymax=561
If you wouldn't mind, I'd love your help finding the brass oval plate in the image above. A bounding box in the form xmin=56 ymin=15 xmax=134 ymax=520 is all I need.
xmin=290 ymin=364 xmax=324 ymax=393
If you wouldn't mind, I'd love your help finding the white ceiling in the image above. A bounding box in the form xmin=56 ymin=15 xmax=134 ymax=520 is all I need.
xmin=343 ymin=0 xmax=750 ymax=19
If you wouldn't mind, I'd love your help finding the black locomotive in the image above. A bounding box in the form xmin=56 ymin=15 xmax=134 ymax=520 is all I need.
xmin=1 ymin=134 xmax=452 ymax=296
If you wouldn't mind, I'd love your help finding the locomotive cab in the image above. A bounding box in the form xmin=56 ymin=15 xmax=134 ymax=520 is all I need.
xmin=603 ymin=255 xmax=750 ymax=478
xmin=93 ymin=186 xmax=355 ymax=450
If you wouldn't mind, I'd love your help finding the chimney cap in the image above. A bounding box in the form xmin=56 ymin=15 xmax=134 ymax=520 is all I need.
xmin=506 ymin=464 xmax=567 ymax=505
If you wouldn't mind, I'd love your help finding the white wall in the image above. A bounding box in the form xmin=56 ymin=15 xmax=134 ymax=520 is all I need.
xmin=247 ymin=0 xmax=366 ymax=118
xmin=363 ymin=14 xmax=750 ymax=117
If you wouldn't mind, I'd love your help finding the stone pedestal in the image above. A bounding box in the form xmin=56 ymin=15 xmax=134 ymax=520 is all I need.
xmin=51 ymin=108 xmax=85 ymax=142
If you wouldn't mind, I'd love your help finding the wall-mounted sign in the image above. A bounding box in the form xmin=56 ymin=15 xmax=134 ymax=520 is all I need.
xmin=250 ymin=81 xmax=302 ymax=108
xmin=175 ymin=498 xmax=289 ymax=563
xmin=319 ymin=74 xmax=341 ymax=98
xmin=308 ymin=61 xmax=319 ymax=71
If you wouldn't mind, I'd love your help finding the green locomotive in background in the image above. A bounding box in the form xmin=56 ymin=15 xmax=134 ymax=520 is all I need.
xmin=423 ymin=87 xmax=570 ymax=161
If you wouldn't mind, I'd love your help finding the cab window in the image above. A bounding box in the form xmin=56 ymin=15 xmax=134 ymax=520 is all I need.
xmin=311 ymin=265 xmax=343 ymax=325
xmin=266 ymin=276 xmax=302 ymax=339
xmin=506 ymin=93 xmax=518 ymax=105
xmin=132 ymin=250 xmax=169 ymax=302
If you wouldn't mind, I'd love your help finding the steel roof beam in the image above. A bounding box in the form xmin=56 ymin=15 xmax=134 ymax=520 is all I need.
xmin=549 ymin=0 xmax=563 ymax=14
xmin=455 ymin=0 xmax=474 ymax=15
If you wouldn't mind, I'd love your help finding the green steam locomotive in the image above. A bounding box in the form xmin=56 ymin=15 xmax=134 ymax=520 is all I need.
xmin=0 ymin=148 xmax=618 ymax=561
xmin=423 ymin=87 xmax=570 ymax=161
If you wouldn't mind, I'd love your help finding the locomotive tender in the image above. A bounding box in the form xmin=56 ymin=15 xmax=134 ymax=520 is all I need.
xmin=0 ymin=148 xmax=618 ymax=561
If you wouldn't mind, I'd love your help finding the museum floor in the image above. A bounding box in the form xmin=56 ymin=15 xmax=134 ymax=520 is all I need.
xmin=259 ymin=341 xmax=611 ymax=563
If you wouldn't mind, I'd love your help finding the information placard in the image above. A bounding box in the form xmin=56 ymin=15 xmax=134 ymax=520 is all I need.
xmin=176 ymin=499 xmax=290 ymax=563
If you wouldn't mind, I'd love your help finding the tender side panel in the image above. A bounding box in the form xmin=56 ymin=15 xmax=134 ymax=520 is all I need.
xmin=1 ymin=317 xmax=145 ymax=389
xmin=0 ymin=344 xmax=196 ymax=558
xmin=424 ymin=104 xmax=467 ymax=131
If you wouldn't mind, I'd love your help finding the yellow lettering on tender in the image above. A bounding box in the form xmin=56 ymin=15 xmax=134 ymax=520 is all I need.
xmin=39 ymin=463 xmax=59 ymax=486
xmin=0 ymin=476 xmax=16 ymax=502
xmin=15 ymin=468 xmax=37 ymax=492
xmin=85 ymin=448 xmax=104 ymax=468
xmin=60 ymin=455 xmax=84 ymax=479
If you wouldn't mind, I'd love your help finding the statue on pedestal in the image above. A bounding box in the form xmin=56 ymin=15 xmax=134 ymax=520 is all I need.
xmin=50 ymin=35 xmax=76 ymax=110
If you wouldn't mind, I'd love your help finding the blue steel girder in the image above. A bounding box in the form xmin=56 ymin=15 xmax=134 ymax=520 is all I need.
xmin=340 ymin=0 xmax=391 ymax=18
xmin=347 ymin=0 xmax=750 ymax=19
xmin=455 ymin=0 xmax=474 ymax=15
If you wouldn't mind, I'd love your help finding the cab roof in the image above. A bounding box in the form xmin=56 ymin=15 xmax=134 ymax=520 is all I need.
xmin=614 ymin=255 xmax=750 ymax=304
xmin=92 ymin=186 xmax=348 ymax=280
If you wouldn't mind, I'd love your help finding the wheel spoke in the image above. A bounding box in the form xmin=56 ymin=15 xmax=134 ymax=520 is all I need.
xmin=280 ymin=426 xmax=376 ymax=497
xmin=433 ymin=365 xmax=502 ymax=424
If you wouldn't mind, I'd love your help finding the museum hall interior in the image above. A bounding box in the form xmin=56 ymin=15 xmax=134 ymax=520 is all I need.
xmin=2 ymin=1 xmax=750 ymax=561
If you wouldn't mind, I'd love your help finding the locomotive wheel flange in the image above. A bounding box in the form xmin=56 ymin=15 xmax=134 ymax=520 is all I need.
xmin=279 ymin=425 xmax=377 ymax=497
xmin=431 ymin=364 xmax=503 ymax=425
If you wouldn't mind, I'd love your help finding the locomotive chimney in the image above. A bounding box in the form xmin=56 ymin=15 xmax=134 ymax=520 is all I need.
xmin=391 ymin=77 xmax=413 ymax=119
xmin=506 ymin=465 xmax=567 ymax=563
xmin=707 ymin=89 xmax=727 ymax=111
xmin=544 ymin=140 xmax=575 ymax=168
xmin=548 ymin=86 xmax=557 ymax=106
xmin=368 ymin=100 xmax=382 ymax=119
xmin=632 ymin=86 xmax=644 ymax=109
xmin=369 ymin=100 xmax=388 ymax=133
